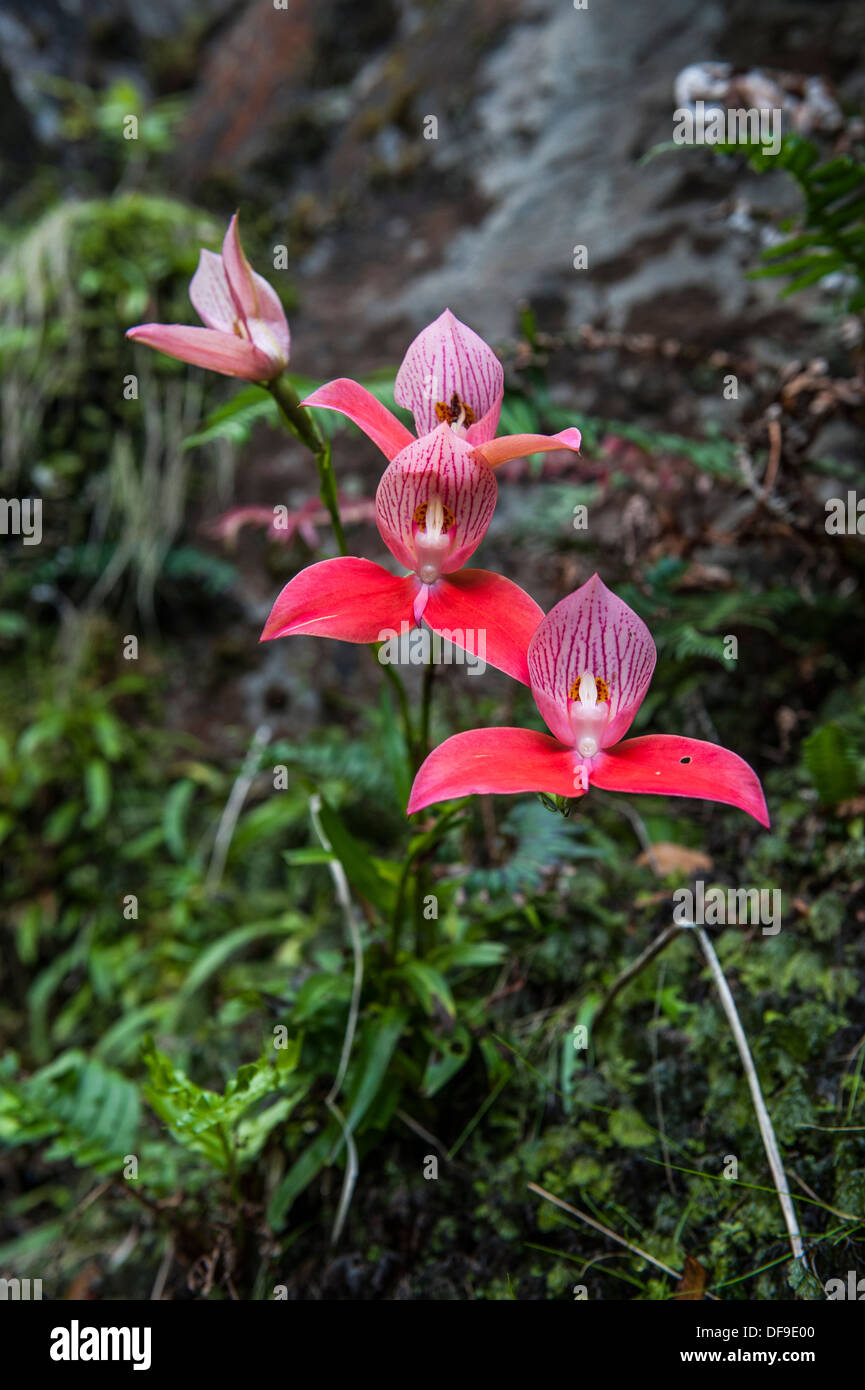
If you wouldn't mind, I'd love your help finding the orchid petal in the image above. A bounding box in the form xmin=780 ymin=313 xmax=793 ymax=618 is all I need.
xmin=591 ymin=735 xmax=770 ymax=827
xmin=260 ymin=557 xmax=419 ymax=643
xmin=394 ymin=309 xmax=504 ymax=443
xmin=527 ymin=574 xmax=656 ymax=747
xmin=474 ymin=427 xmax=582 ymax=469
xmin=375 ymin=425 xmax=497 ymax=575
xmin=424 ymin=570 xmax=543 ymax=685
xmin=221 ymin=214 xmax=290 ymax=364
xmin=189 ymin=250 xmax=239 ymax=334
xmin=302 ymin=379 xmax=414 ymax=461
xmin=407 ymin=728 xmax=578 ymax=814
xmin=126 ymin=324 xmax=273 ymax=380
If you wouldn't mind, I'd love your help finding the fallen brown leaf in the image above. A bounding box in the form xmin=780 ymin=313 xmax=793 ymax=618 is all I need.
xmin=636 ymin=843 xmax=713 ymax=877
xmin=675 ymin=1254 xmax=708 ymax=1300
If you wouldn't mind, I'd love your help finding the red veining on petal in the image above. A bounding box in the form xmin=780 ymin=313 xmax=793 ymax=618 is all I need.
xmin=527 ymin=575 xmax=656 ymax=748
xmin=375 ymin=426 xmax=497 ymax=577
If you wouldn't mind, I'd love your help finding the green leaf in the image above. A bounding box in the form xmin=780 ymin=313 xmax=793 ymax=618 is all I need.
xmin=292 ymin=971 xmax=352 ymax=1023
xmin=44 ymin=799 xmax=83 ymax=846
xmin=428 ymin=941 xmax=508 ymax=971
xmin=267 ymin=1123 xmax=337 ymax=1228
xmin=266 ymin=1007 xmax=406 ymax=1228
xmin=182 ymin=385 xmax=278 ymax=451
xmin=141 ymin=1037 xmax=303 ymax=1172
xmin=82 ymin=758 xmax=111 ymax=827
xmin=422 ymin=1024 xmax=472 ymax=1097
xmin=177 ymin=915 xmax=305 ymax=1003
xmin=162 ymin=779 xmax=195 ymax=860
xmin=315 ymin=797 xmax=396 ymax=915
xmin=283 ymin=847 xmax=334 ymax=866
xmin=781 ymin=261 xmax=847 ymax=296
xmin=0 ymin=1051 xmax=140 ymax=1174
xmin=343 ymin=1006 xmax=407 ymax=1132
xmin=395 ymin=961 xmax=456 ymax=1017
xmin=0 ymin=610 xmax=28 ymax=639
xmin=750 ymin=252 xmax=843 ymax=280
xmin=758 ymin=231 xmax=822 ymax=259
xmin=802 ymin=724 xmax=859 ymax=806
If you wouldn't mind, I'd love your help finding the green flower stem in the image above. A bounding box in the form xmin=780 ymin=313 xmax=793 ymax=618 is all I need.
xmin=418 ymin=661 xmax=436 ymax=766
xmin=267 ymin=375 xmax=347 ymax=555
xmin=379 ymin=658 xmax=416 ymax=765
xmin=390 ymin=804 xmax=463 ymax=959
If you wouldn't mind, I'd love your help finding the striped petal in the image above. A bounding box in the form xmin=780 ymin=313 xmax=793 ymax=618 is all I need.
xmin=189 ymin=250 xmax=238 ymax=334
xmin=126 ymin=324 xmax=274 ymax=380
xmin=407 ymin=728 xmax=579 ymax=814
xmin=302 ymin=379 xmax=414 ymax=461
xmin=260 ymin=557 xmax=420 ymax=643
xmin=221 ymin=213 xmax=290 ymax=366
xmin=423 ymin=570 xmax=543 ymax=685
xmin=375 ymin=425 xmax=497 ymax=577
xmin=394 ymin=309 xmax=504 ymax=444
xmin=591 ymin=735 xmax=770 ymax=827
xmin=527 ymin=574 xmax=656 ymax=748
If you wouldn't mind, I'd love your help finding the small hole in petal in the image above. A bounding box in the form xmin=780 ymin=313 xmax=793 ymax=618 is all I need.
xmin=680 ymin=756 xmax=691 ymax=764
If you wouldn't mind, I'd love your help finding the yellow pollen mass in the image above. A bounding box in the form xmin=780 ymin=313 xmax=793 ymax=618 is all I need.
xmin=435 ymin=393 xmax=476 ymax=426
xmin=413 ymin=498 xmax=455 ymax=535
xmin=569 ymin=674 xmax=610 ymax=703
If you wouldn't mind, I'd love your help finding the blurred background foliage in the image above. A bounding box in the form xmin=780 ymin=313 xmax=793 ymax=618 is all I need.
xmin=1 ymin=2 xmax=864 ymax=1301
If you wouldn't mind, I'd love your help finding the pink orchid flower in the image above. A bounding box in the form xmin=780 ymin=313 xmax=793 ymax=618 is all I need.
xmin=260 ymin=423 xmax=547 ymax=684
xmin=299 ymin=308 xmax=582 ymax=470
xmin=127 ymin=214 xmax=290 ymax=381
xmin=408 ymin=574 xmax=770 ymax=826
xmin=206 ymin=498 xmax=376 ymax=549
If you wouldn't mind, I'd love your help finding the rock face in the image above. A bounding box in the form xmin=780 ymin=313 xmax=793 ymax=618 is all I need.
xmin=1 ymin=0 xmax=860 ymax=369
xmin=340 ymin=0 xmax=734 ymax=342
xmin=190 ymin=0 xmax=860 ymax=370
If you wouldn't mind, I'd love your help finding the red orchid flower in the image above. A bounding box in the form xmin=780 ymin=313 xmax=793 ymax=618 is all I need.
xmin=408 ymin=574 xmax=770 ymax=826
xmin=299 ymin=308 xmax=582 ymax=469
xmin=127 ymin=214 xmax=290 ymax=381
xmin=260 ymin=423 xmax=548 ymax=684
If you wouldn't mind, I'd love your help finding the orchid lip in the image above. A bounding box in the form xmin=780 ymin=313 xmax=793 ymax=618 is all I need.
xmin=413 ymin=583 xmax=431 ymax=625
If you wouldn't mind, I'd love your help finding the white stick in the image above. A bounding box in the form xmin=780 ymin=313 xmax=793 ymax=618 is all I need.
xmin=205 ymin=722 xmax=271 ymax=892
xmin=310 ymin=794 xmax=364 ymax=1245
xmin=691 ymin=924 xmax=806 ymax=1266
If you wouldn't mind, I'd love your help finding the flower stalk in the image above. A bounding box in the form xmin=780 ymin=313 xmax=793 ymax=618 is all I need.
xmin=267 ymin=374 xmax=347 ymax=556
